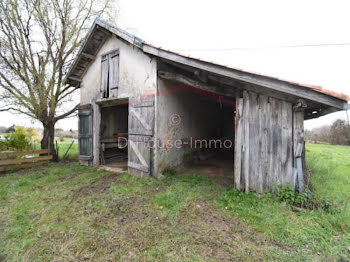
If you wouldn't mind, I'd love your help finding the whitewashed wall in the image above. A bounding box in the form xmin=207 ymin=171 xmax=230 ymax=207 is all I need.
xmin=80 ymin=35 xmax=157 ymax=165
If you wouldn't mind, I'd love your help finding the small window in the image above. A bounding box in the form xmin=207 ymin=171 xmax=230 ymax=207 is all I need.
xmin=101 ymin=50 xmax=119 ymax=98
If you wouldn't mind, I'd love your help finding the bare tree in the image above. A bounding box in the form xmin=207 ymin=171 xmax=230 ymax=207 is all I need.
xmin=0 ymin=0 xmax=117 ymax=159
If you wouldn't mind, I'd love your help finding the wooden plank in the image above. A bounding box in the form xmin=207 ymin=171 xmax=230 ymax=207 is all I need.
xmin=128 ymin=101 xmax=154 ymax=136
xmin=280 ymin=101 xmax=288 ymax=184
xmin=81 ymin=52 xmax=96 ymax=60
xmin=131 ymin=100 xmax=154 ymax=108
xmin=0 ymin=149 xmax=49 ymax=159
xmin=128 ymin=135 xmax=151 ymax=175
xmin=128 ymin=96 xmax=154 ymax=176
xmin=158 ymin=70 xmax=239 ymax=98
xmin=128 ymin=162 xmax=149 ymax=173
xmin=248 ymin=92 xmax=258 ymax=192
xmin=101 ymin=55 xmax=109 ymax=98
xmin=254 ymin=94 xmax=260 ymax=192
xmin=293 ymin=111 xmax=304 ymax=163
xmin=0 ymin=155 xmax=52 ymax=166
xmin=268 ymin=97 xmax=276 ymax=191
xmin=129 ymin=107 xmax=152 ymax=132
xmin=129 ymin=140 xmax=149 ymax=168
xmin=276 ymin=99 xmax=283 ymax=185
xmin=281 ymin=101 xmax=293 ymax=184
xmin=263 ymin=97 xmax=271 ymax=190
xmin=0 ymin=161 xmax=49 ymax=172
xmin=68 ymin=76 xmax=82 ymax=82
xmin=293 ymin=110 xmax=304 ymax=191
xmin=286 ymin=102 xmax=294 ymax=184
xmin=295 ymin=139 xmax=305 ymax=192
xmin=242 ymin=91 xmax=250 ymax=192
xmin=296 ymin=139 xmax=304 ymax=157
xmin=258 ymin=94 xmax=268 ymax=193
xmin=234 ymin=97 xmax=243 ymax=190
xmin=108 ymin=52 xmax=119 ymax=97
xmin=292 ymin=168 xmax=298 ymax=190
xmin=296 ymin=157 xmax=304 ymax=191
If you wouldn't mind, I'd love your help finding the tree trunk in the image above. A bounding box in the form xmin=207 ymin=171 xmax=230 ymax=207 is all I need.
xmin=41 ymin=121 xmax=58 ymax=161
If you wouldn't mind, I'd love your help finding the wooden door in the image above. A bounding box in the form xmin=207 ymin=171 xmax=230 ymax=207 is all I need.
xmin=78 ymin=105 xmax=93 ymax=161
xmin=128 ymin=99 xmax=154 ymax=177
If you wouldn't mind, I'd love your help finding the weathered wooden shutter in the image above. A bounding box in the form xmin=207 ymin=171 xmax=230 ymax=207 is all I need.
xmin=101 ymin=50 xmax=119 ymax=98
xmin=101 ymin=54 xmax=109 ymax=98
xmin=78 ymin=105 xmax=93 ymax=161
xmin=108 ymin=50 xmax=119 ymax=97
xmin=128 ymin=99 xmax=154 ymax=177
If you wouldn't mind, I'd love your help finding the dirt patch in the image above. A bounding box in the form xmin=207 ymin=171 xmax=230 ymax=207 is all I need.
xmin=180 ymin=156 xmax=234 ymax=187
xmin=70 ymin=173 xmax=120 ymax=203
xmin=176 ymin=200 xmax=294 ymax=260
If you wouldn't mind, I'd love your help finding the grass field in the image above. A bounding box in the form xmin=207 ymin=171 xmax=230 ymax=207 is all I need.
xmin=0 ymin=143 xmax=349 ymax=261
xmin=53 ymin=137 xmax=78 ymax=160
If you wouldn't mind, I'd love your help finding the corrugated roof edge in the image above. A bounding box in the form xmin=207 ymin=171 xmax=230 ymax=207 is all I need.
xmin=142 ymin=42 xmax=350 ymax=103
xmin=65 ymin=18 xmax=350 ymax=104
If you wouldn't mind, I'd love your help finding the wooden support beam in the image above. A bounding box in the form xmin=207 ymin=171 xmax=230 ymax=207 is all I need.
xmin=68 ymin=76 xmax=82 ymax=82
xmin=209 ymin=74 xmax=324 ymax=110
xmin=158 ymin=70 xmax=240 ymax=98
xmin=95 ymin=25 xmax=113 ymax=36
xmin=145 ymin=45 xmax=345 ymax=109
xmin=81 ymin=52 xmax=96 ymax=60
xmin=304 ymin=107 xmax=338 ymax=120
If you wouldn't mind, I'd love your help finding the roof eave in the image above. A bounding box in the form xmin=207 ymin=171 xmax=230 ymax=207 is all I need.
xmin=143 ymin=43 xmax=348 ymax=110
xmin=64 ymin=18 xmax=144 ymax=87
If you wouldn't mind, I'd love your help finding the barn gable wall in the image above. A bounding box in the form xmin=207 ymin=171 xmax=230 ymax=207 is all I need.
xmin=80 ymin=35 xmax=157 ymax=165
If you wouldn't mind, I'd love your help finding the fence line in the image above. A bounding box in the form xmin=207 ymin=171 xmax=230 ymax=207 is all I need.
xmin=0 ymin=149 xmax=52 ymax=172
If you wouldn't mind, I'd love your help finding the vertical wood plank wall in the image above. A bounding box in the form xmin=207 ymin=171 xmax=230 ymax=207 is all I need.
xmin=234 ymin=91 xmax=301 ymax=192
xmin=292 ymin=109 xmax=305 ymax=184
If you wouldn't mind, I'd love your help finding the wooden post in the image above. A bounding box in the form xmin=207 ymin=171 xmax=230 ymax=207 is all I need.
xmin=243 ymin=91 xmax=250 ymax=192
xmin=63 ymin=140 xmax=75 ymax=160
xmin=234 ymin=97 xmax=243 ymax=190
xmin=295 ymin=138 xmax=304 ymax=192
xmin=293 ymin=100 xmax=306 ymax=192
xmin=55 ymin=140 xmax=59 ymax=161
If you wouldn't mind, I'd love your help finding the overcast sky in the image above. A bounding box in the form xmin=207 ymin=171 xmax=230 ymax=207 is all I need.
xmin=1 ymin=0 xmax=349 ymax=130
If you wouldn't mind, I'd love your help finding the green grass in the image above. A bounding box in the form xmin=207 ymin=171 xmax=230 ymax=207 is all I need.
xmin=53 ymin=137 xmax=78 ymax=160
xmin=0 ymin=137 xmax=78 ymax=160
xmin=56 ymin=141 xmax=78 ymax=160
xmin=0 ymin=143 xmax=349 ymax=261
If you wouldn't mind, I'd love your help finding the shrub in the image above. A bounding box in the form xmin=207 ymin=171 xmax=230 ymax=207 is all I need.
xmin=0 ymin=141 xmax=11 ymax=151
xmin=4 ymin=126 xmax=39 ymax=151
xmin=162 ymin=167 xmax=177 ymax=176
xmin=270 ymin=183 xmax=340 ymax=213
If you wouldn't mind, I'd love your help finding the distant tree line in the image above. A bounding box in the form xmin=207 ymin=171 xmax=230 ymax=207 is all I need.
xmin=0 ymin=125 xmax=16 ymax=134
xmin=0 ymin=125 xmax=77 ymax=139
xmin=55 ymin=128 xmax=78 ymax=139
xmin=305 ymin=119 xmax=350 ymax=145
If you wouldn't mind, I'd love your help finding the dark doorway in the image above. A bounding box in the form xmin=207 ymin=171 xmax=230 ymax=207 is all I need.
xmin=100 ymin=103 xmax=128 ymax=171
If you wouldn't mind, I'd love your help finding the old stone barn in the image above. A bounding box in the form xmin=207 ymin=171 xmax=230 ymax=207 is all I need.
xmin=66 ymin=19 xmax=349 ymax=192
